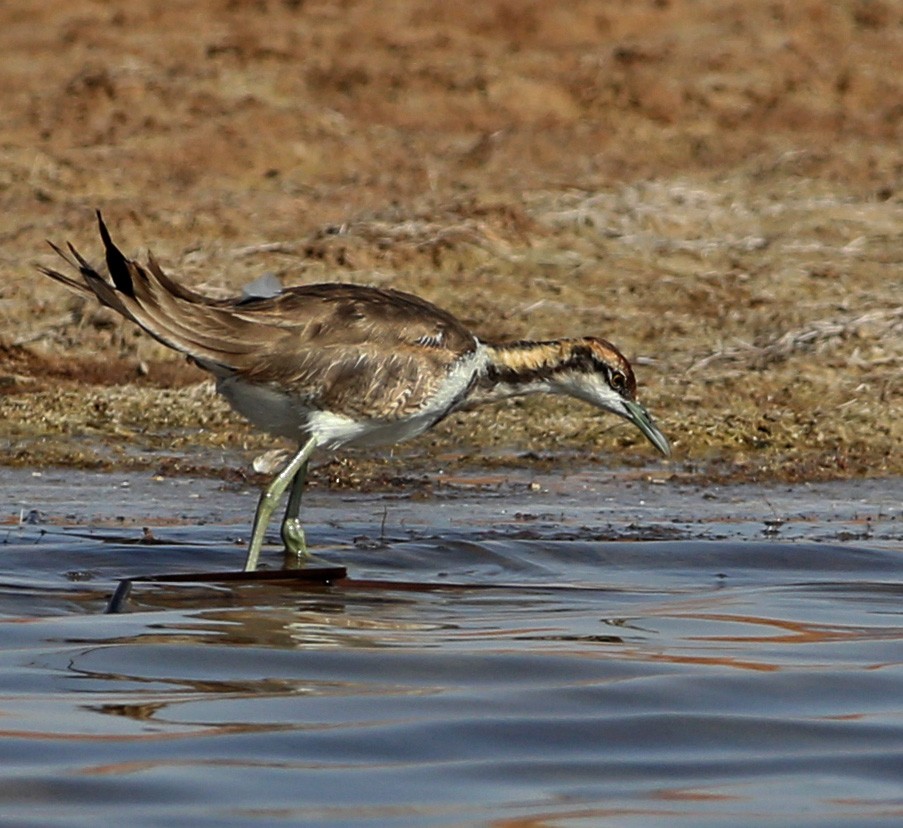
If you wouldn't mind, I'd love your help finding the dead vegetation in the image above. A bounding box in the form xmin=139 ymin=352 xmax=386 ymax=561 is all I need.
xmin=0 ymin=1 xmax=901 ymax=485
xmin=689 ymin=308 xmax=903 ymax=372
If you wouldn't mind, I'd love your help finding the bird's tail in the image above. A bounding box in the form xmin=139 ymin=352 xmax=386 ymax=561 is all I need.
xmin=38 ymin=212 xmax=264 ymax=372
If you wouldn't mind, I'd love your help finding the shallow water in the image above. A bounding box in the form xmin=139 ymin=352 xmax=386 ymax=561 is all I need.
xmin=1 ymin=468 xmax=901 ymax=826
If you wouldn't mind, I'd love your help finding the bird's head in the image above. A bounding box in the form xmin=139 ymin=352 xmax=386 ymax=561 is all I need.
xmin=546 ymin=337 xmax=671 ymax=457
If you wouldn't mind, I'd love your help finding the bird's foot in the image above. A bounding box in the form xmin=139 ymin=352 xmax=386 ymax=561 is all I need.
xmin=281 ymin=517 xmax=308 ymax=566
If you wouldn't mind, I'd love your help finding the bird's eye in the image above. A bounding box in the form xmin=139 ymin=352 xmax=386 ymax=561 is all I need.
xmin=610 ymin=370 xmax=627 ymax=392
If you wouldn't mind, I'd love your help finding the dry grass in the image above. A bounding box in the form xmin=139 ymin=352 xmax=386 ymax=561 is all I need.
xmin=0 ymin=0 xmax=900 ymax=485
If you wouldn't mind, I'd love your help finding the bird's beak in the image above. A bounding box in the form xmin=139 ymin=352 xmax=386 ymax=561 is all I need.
xmin=622 ymin=400 xmax=671 ymax=457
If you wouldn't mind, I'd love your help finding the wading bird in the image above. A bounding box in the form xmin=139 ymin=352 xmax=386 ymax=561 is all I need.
xmin=39 ymin=214 xmax=670 ymax=570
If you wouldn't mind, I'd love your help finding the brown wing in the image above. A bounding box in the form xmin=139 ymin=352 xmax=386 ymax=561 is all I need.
xmin=38 ymin=214 xmax=478 ymax=418
xmin=243 ymin=341 xmax=468 ymax=420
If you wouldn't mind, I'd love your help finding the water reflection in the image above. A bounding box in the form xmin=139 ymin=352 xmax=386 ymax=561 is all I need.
xmin=0 ymin=490 xmax=901 ymax=824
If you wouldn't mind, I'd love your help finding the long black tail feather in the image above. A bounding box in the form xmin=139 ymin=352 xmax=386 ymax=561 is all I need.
xmin=96 ymin=210 xmax=135 ymax=296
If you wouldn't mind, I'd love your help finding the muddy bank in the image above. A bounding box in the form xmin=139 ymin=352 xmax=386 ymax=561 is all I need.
xmin=5 ymin=466 xmax=900 ymax=552
xmin=1 ymin=1 xmax=900 ymax=484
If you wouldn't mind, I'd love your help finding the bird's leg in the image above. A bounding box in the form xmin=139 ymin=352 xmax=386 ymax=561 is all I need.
xmin=280 ymin=458 xmax=309 ymax=565
xmin=243 ymin=437 xmax=317 ymax=572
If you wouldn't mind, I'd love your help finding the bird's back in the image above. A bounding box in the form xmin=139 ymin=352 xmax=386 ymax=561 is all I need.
xmin=206 ymin=283 xmax=486 ymax=438
xmin=39 ymin=216 xmax=484 ymax=443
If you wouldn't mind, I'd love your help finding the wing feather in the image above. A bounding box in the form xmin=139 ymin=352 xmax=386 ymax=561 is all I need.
xmin=38 ymin=215 xmax=478 ymax=417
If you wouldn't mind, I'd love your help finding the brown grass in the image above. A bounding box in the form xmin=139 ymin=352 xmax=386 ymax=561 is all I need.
xmin=1 ymin=0 xmax=900 ymax=485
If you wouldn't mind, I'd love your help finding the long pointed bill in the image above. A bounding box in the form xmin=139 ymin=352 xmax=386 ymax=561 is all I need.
xmin=622 ymin=400 xmax=671 ymax=457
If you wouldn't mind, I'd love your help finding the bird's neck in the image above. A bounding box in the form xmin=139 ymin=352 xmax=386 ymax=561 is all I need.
xmin=467 ymin=340 xmax=574 ymax=406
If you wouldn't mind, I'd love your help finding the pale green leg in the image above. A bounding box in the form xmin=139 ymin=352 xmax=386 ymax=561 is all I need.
xmin=280 ymin=457 xmax=309 ymax=565
xmin=243 ymin=437 xmax=317 ymax=572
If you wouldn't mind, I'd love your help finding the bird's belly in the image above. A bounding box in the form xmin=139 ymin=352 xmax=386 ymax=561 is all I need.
xmin=217 ymin=376 xmax=310 ymax=440
xmin=305 ymin=408 xmax=441 ymax=449
xmin=216 ymin=376 xmax=452 ymax=449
